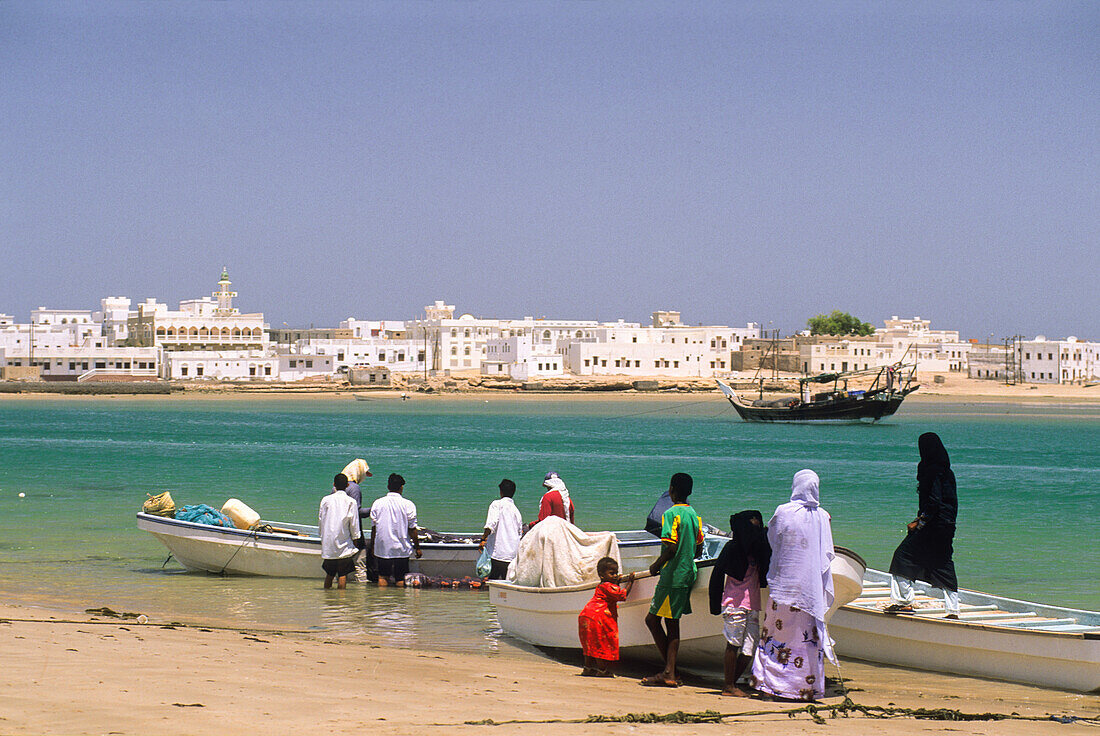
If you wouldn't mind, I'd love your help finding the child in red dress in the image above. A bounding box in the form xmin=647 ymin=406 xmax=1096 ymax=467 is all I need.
xmin=578 ymin=557 xmax=635 ymax=676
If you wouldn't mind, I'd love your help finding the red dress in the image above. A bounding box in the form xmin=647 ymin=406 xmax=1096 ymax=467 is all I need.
xmin=538 ymin=490 xmax=575 ymax=524
xmin=578 ymin=582 xmax=629 ymax=660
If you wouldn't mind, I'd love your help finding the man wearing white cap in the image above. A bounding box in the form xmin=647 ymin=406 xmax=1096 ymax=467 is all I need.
xmin=340 ymin=458 xmax=373 ymax=582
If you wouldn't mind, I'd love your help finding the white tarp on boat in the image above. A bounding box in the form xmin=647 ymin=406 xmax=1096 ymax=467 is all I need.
xmin=509 ymin=516 xmax=620 ymax=587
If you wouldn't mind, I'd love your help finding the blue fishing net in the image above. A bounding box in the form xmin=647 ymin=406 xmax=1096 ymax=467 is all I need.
xmin=175 ymin=504 xmax=236 ymax=528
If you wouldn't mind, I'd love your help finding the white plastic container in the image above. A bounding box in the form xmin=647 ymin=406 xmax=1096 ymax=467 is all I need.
xmin=221 ymin=498 xmax=261 ymax=530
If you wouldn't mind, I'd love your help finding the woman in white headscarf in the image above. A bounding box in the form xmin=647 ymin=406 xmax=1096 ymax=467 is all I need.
xmin=537 ymin=471 xmax=575 ymax=524
xmin=750 ymin=469 xmax=835 ymax=701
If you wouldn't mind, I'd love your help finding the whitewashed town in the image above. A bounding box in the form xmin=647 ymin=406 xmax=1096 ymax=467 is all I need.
xmin=0 ymin=269 xmax=1096 ymax=387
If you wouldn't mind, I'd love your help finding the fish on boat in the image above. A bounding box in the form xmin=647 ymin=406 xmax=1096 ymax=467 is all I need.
xmin=136 ymin=512 xmax=676 ymax=579
xmin=488 ymin=546 xmax=867 ymax=672
xmin=831 ymin=568 xmax=1100 ymax=693
xmin=717 ymin=362 xmax=918 ymax=423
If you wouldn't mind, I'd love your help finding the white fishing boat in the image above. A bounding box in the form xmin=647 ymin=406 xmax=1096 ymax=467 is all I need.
xmin=831 ymin=568 xmax=1100 ymax=693
xmin=137 ymin=512 xmax=673 ymax=579
xmin=488 ymin=546 xmax=867 ymax=672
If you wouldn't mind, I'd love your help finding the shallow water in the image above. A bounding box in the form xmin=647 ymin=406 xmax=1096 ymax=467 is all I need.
xmin=0 ymin=396 xmax=1096 ymax=651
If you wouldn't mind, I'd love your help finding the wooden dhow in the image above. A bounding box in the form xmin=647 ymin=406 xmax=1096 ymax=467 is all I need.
xmin=717 ymin=362 xmax=918 ymax=423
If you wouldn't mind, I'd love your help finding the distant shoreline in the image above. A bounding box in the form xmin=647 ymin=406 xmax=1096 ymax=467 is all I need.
xmin=1 ymin=381 xmax=1098 ymax=405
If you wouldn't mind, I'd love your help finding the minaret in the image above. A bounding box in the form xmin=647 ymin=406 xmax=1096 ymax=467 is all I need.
xmin=213 ymin=267 xmax=239 ymax=316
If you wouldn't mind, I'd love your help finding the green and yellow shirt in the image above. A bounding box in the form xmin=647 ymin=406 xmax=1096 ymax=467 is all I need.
xmin=659 ymin=503 xmax=704 ymax=588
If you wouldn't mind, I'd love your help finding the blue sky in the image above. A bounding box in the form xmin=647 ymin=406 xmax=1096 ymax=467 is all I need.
xmin=1 ymin=2 xmax=1096 ymax=338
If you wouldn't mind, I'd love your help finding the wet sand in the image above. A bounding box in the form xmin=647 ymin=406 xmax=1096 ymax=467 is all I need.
xmin=1 ymin=602 xmax=1095 ymax=736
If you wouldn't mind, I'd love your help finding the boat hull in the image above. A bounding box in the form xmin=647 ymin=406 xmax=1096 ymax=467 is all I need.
xmin=137 ymin=513 xmax=668 ymax=579
xmin=832 ymin=569 xmax=1100 ymax=693
xmin=730 ymin=394 xmax=908 ymax=422
xmin=489 ymin=547 xmax=866 ymax=672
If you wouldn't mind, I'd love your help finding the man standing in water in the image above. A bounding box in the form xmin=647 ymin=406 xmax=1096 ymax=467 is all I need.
xmin=642 ymin=472 xmax=704 ymax=687
xmin=319 ymin=473 xmax=364 ymax=590
xmin=478 ymin=479 xmax=523 ymax=580
xmin=369 ymin=474 xmax=422 ymax=586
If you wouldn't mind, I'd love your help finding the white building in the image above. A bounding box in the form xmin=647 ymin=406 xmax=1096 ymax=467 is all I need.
xmin=278 ymin=354 xmax=335 ymax=381
xmin=340 ymin=318 xmax=409 ymax=340
xmin=128 ymin=270 xmax=269 ymax=351
xmin=409 ymin=301 xmax=608 ymax=374
xmin=297 ymin=338 xmax=426 ymax=373
xmin=95 ymin=297 xmax=133 ymax=344
xmin=560 ymin=322 xmax=759 ymax=377
xmin=481 ymin=335 xmax=564 ymax=380
xmin=1017 ymin=337 xmax=1100 ymax=384
xmin=802 ymin=337 xmax=971 ymax=375
xmin=0 ymin=345 xmax=158 ymax=381
xmin=877 ymin=316 xmax=961 ymax=344
xmin=162 ymin=350 xmax=277 ymax=381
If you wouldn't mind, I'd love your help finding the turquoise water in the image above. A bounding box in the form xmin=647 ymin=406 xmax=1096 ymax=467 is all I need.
xmin=0 ymin=395 xmax=1097 ymax=649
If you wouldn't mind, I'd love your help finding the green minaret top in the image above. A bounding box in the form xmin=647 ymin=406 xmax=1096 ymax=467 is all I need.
xmin=220 ymin=267 xmax=230 ymax=282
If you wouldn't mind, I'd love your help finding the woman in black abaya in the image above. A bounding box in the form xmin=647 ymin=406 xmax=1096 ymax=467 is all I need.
xmin=885 ymin=432 xmax=960 ymax=618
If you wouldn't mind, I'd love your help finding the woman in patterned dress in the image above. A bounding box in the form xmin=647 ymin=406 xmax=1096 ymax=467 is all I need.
xmin=750 ymin=469 xmax=835 ymax=701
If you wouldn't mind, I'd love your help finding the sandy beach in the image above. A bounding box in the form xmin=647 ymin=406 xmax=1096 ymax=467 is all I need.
xmin=2 ymin=372 xmax=1099 ymax=405
xmin=1 ymin=600 xmax=1096 ymax=736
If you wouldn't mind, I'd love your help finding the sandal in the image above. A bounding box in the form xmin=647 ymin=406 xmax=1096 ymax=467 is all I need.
xmin=882 ymin=603 xmax=914 ymax=615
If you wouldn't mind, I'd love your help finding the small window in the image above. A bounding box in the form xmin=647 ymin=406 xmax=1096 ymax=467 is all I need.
xmin=197 ymin=366 xmax=204 ymax=376
xmin=289 ymin=360 xmax=297 ymax=368
xmin=181 ymin=366 xmax=188 ymax=376
xmin=305 ymin=360 xmax=313 ymax=368
xmin=264 ymin=366 xmax=271 ymax=376
xmin=95 ymin=361 xmax=106 ymax=369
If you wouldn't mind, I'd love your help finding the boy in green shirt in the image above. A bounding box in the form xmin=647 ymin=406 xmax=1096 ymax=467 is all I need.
xmin=642 ymin=472 xmax=703 ymax=687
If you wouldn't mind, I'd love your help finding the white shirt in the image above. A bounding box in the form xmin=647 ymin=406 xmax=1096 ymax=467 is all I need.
xmin=484 ymin=496 xmax=523 ymax=563
xmin=318 ymin=490 xmax=361 ymax=560
xmin=370 ymin=492 xmax=418 ymax=559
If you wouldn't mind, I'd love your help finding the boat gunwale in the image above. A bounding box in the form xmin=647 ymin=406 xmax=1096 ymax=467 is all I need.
xmin=489 ymin=558 xmax=717 ymax=595
xmin=137 ymin=512 xmax=671 ymax=551
xmin=836 ymin=602 xmax=1097 ymax=643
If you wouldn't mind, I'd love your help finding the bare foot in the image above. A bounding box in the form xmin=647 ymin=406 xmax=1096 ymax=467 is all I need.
xmin=721 ymin=686 xmax=751 ymax=697
xmin=580 ymin=668 xmax=597 ymax=677
xmin=640 ymin=674 xmax=679 ymax=687
xmin=593 ymin=670 xmax=614 ymax=678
